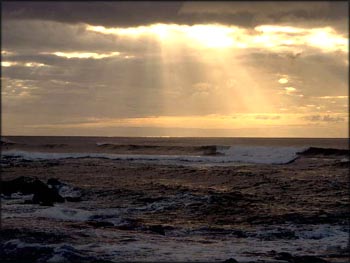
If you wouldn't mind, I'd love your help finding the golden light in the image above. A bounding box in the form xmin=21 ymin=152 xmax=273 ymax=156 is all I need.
xmin=81 ymin=22 xmax=350 ymax=137
xmin=27 ymin=114 xmax=302 ymax=130
xmin=306 ymin=28 xmax=348 ymax=52
xmin=255 ymin=25 xmax=304 ymax=33
xmin=278 ymin=78 xmax=289 ymax=84
xmin=87 ymin=23 xmax=348 ymax=53
xmin=2 ymin=61 xmax=17 ymax=67
xmin=1 ymin=50 xmax=14 ymax=55
xmin=25 ymin=62 xmax=45 ymax=67
xmin=285 ymin=87 xmax=296 ymax=91
xmin=253 ymin=34 xmax=278 ymax=48
xmin=87 ymin=23 xmax=238 ymax=48
xmin=253 ymin=25 xmax=348 ymax=53
xmin=318 ymin=96 xmax=348 ymax=99
xmin=285 ymin=87 xmax=297 ymax=95
xmin=182 ymin=25 xmax=236 ymax=48
xmin=50 ymin=51 xmax=120 ymax=59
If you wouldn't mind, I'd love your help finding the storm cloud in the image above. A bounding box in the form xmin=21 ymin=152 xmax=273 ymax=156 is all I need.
xmin=1 ymin=1 xmax=348 ymax=137
xmin=2 ymin=2 xmax=348 ymax=30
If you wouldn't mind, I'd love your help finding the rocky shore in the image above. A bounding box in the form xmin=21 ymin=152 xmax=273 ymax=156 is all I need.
xmin=1 ymin=153 xmax=349 ymax=262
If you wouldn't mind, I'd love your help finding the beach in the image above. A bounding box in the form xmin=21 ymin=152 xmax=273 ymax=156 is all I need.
xmin=1 ymin=136 xmax=349 ymax=262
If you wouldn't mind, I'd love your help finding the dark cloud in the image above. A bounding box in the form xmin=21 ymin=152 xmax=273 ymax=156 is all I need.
xmin=2 ymin=52 xmax=218 ymax=120
xmin=1 ymin=2 xmax=249 ymax=27
xmin=2 ymin=1 xmax=347 ymax=28
xmin=1 ymin=19 xmax=161 ymax=53
xmin=2 ymin=1 xmax=348 ymax=137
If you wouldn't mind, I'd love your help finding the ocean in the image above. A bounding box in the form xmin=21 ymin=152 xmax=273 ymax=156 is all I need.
xmin=1 ymin=136 xmax=349 ymax=262
xmin=1 ymin=136 xmax=349 ymax=165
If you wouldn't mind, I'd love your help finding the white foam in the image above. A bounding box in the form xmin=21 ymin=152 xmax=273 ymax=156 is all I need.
xmin=2 ymin=146 xmax=305 ymax=165
xmin=34 ymin=206 xmax=92 ymax=221
xmin=54 ymin=185 xmax=81 ymax=199
xmin=217 ymin=146 xmax=305 ymax=164
xmin=46 ymin=254 xmax=66 ymax=263
xmin=10 ymin=193 xmax=34 ymax=200
xmin=296 ymin=225 xmax=348 ymax=240
xmin=96 ymin=142 xmax=109 ymax=146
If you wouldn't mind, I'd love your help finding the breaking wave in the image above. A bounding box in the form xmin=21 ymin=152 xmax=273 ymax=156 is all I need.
xmin=297 ymin=147 xmax=349 ymax=156
xmin=96 ymin=143 xmax=218 ymax=155
xmin=1 ymin=145 xmax=311 ymax=165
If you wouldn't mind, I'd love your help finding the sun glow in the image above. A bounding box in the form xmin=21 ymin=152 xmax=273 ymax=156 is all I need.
xmin=49 ymin=51 xmax=120 ymax=59
xmin=27 ymin=114 xmax=303 ymax=130
xmin=87 ymin=23 xmax=348 ymax=53
xmin=255 ymin=25 xmax=304 ymax=34
xmin=183 ymin=25 xmax=236 ymax=48
xmin=84 ymin=22 xmax=348 ymax=121
xmin=87 ymin=24 xmax=240 ymax=48
xmin=306 ymin=28 xmax=348 ymax=52
xmin=2 ymin=61 xmax=17 ymax=67
xmin=254 ymin=25 xmax=348 ymax=53
xmin=278 ymin=78 xmax=289 ymax=84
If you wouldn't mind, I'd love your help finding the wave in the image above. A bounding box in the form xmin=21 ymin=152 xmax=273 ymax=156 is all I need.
xmin=96 ymin=143 xmax=218 ymax=155
xmin=0 ymin=138 xmax=17 ymax=146
xmin=297 ymin=147 xmax=349 ymax=156
xmin=216 ymin=146 xmax=305 ymax=164
xmin=2 ymin=145 xmax=309 ymax=165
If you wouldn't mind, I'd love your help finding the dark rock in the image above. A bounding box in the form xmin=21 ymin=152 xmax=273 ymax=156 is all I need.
xmin=276 ymin=252 xmax=330 ymax=263
xmin=65 ymin=196 xmax=82 ymax=202
xmin=1 ymin=176 xmax=64 ymax=205
xmin=2 ymin=176 xmax=41 ymax=195
xmin=47 ymin=178 xmax=62 ymax=186
xmin=87 ymin=221 xmax=114 ymax=228
xmin=147 ymin=225 xmax=166 ymax=235
xmin=275 ymin=252 xmax=294 ymax=261
xmin=37 ymin=199 xmax=54 ymax=206
xmin=223 ymin=258 xmax=239 ymax=263
xmin=260 ymin=229 xmax=298 ymax=240
xmin=47 ymin=177 xmax=83 ymax=202
xmin=0 ymin=240 xmax=54 ymax=262
xmin=32 ymin=187 xmax=64 ymax=205
xmin=1 ymin=241 xmax=113 ymax=263
xmin=34 ymin=189 xmax=64 ymax=205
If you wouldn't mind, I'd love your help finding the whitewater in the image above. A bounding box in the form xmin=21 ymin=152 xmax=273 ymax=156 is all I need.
xmin=2 ymin=145 xmax=307 ymax=165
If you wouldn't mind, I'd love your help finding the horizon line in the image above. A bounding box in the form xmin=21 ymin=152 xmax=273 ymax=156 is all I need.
xmin=1 ymin=135 xmax=348 ymax=139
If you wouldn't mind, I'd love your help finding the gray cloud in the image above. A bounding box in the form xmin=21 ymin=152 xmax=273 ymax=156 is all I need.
xmin=2 ymin=1 xmax=348 ymax=137
xmin=239 ymin=51 xmax=348 ymax=98
xmin=1 ymin=19 xmax=161 ymax=54
xmin=2 ymin=1 xmax=347 ymax=29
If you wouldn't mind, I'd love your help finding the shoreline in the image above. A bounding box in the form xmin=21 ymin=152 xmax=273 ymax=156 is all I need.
xmin=1 ymin=151 xmax=349 ymax=262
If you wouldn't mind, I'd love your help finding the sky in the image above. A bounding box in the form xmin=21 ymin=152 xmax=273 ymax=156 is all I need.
xmin=1 ymin=1 xmax=349 ymax=137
